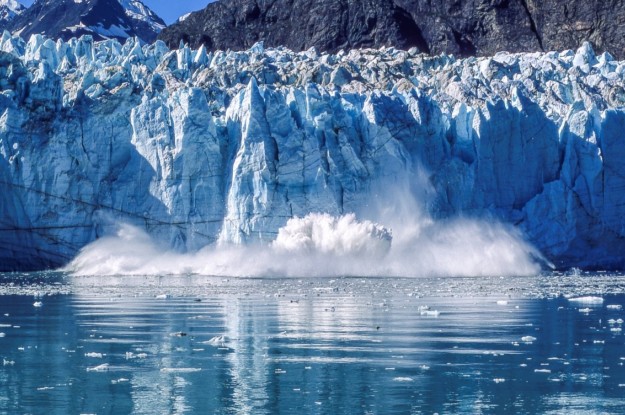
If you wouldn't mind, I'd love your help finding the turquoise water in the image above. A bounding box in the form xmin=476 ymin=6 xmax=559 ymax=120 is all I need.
xmin=1 ymin=273 xmax=625 ymax=414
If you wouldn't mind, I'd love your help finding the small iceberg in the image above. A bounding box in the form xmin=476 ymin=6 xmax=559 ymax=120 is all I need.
xmin=203 ymin=335 xmax=228 ymax=346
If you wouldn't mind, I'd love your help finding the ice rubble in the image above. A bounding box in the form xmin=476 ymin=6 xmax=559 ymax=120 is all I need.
xmin=1 ymin=32 xmax=625 ymax=270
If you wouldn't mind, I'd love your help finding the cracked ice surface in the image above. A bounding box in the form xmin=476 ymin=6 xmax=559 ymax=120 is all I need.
xmin=1 ymin=33 xmax=625 ymax=270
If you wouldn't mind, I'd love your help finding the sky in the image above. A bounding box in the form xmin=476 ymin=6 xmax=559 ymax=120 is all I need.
xmin=19 ymin=0 xmax=214 ymax=24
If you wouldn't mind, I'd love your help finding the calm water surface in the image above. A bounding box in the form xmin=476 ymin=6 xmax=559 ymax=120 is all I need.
xmin=0 ymin=273 xmax=625 ymax=414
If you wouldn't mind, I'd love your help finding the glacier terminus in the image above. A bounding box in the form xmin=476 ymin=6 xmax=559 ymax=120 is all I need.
xmin=1 ymin=32 xmax=625 ymax=272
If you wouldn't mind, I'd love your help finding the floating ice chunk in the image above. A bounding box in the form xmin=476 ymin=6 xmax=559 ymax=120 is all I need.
xmin=3 ymin=359 xmax=15 ymax=366
xmin=578 ymin=308 xmax=593 ymax=313
xmin=393 ymin=377 xmax=414 ymax=382
xmin=84 ymin=352 xmax=103 ymax=358
xmin=568 ymin=296 xmax=604 ymax=304
xmin=160 ymin=368 xmax=201 ymax=373
xmin=0 ymin=333 xmax=5 ymax=338
xmin=521 ymin=336 xmax=537 ymax=342
xmin=111 ymin=378 xmax=130 ymax=384
xmin=607 ymin=305 xmax=623 ymax=310
xmin=86 ymin=363 xmax=109 ymax=372
xmin=203 ymin=335 xmax=227 ymax=346
xmin=33 ymin=302 xmax=42 ymax=307
xmin=496 ymin=300 xmax=508 ymax=306
xmin=155 ymin=294 xmax=170 ymax=300
xmin=125 ymin=352 xmax=147 ymax=359
xmin=493 ymin=378 xmax=506 ymax=383
xmin=418 ymin=305 xmax=440 ymax=316
xmin=0 ymin=324 xmax=11 ymax=327
xmin=534 ymin=369 xmax=551 ymax=373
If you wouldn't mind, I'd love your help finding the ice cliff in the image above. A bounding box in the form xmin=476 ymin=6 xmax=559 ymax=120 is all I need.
xmin=1 ymin=32 xmax=625 ymax=271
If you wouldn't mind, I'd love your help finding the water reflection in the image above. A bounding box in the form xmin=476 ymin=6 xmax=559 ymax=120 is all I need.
xmin=0 ymin=277 xmax=624 ymax=414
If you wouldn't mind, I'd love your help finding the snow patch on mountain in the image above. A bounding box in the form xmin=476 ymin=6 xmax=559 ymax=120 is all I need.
xmin=1 ymin=33 xmax=625 ymax=271
xmin=118 ymin=0 xmax=165 ymax=32
xmin=0 ymin=0 xmax=24 ymax=24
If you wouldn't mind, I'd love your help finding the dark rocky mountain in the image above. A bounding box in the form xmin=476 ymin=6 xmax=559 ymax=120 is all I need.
xmin=7 ymin=0 xmax=165 ymax=43
xmin=159 ymin=0 xmax=625 ymax=58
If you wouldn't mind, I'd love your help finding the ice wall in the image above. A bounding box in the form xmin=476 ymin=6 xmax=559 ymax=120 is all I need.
xmin=1 ymin=32 xmax=624 ymax=271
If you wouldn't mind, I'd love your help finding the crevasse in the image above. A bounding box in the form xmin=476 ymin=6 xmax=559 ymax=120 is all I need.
xmin=1 ymin=32 xmax=624 ymax=271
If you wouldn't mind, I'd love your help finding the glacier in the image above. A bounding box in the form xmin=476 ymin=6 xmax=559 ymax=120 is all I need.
xmin=1 ymin=32 xmax=625 ymax=271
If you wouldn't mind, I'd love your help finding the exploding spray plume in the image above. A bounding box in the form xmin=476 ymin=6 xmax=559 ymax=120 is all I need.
xmin=66 ymin=176 xmax=544 ymax=277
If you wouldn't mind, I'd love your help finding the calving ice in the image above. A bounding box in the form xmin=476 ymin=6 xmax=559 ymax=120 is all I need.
xmin=0 ymin=32 xmax=623 ymax=272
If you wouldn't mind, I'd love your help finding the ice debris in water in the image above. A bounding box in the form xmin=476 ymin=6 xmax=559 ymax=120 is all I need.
xmin=393 ymin=377 xmax=414 ymax=382
xmin=534 ymin=369 xmax=552 ymax=374
xmin=84 ymin=352 xmax=103 ymax=358
xmin=125 ymin=352 xmax=147 ymax=359
xmin=607 ymin=305 xmax=623 ymax=310
xmin=160 ymin=368 xmax=201 ymax=374
xmin=86 ymin=363 xmax=109 ymax=372
xmin=521 ymin=336 xmax=537 ymax=342
xmin=203 ymin=335 xmax=227 ymax=346
xmin=32 ymin=302 xmax=42 ymax=308
xmin=568 ymin=296 xmax=604 ymax=304
xmin=418 ymin=306 xmax=440 ymax=317
xmin=111 ymin=378 xmax=130 ymax=384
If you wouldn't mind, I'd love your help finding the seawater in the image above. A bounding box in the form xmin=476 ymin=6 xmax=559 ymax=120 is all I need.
xmin=1 ymin=273 xmax=625 ymax=414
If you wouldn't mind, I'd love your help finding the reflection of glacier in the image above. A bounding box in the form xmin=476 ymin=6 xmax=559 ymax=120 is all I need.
xmin=2 ymin=288 xmax=624 ymax=413
xmin=2 ymin=32 xmax=625 ymax=270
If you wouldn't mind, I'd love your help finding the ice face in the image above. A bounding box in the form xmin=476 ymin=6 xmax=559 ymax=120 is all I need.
xmin=1 ymin=34 xmax=625 ymax=271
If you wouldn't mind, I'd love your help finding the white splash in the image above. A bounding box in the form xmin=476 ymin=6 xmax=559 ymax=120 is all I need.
xmin=67 ymin=211 xmax=542 ymax=278
xmin=273 ymin=213 xmax=392 ymax=258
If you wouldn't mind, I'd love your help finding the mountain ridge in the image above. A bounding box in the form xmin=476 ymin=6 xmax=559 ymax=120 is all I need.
xmin=3 ymin=0 xmax=165 ymax=43
xmin=158 ymin=0 xmax=625 ymax=59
